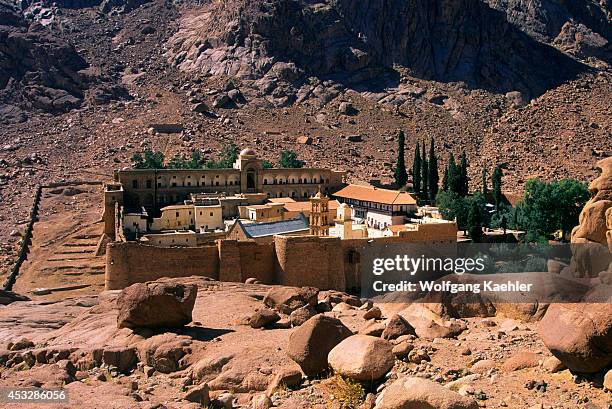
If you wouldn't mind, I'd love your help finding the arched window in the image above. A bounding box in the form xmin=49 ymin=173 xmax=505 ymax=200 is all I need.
xmin=263 ymin=179 xmax=268 ymax=185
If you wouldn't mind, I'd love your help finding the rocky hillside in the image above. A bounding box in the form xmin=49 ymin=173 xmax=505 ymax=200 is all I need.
xmin=168 ymin=0 xmax=609 ymax=103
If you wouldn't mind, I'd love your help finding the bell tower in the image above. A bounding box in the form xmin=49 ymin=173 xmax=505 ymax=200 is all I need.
xmin=309 ymin=190 xmax=329 ymax=236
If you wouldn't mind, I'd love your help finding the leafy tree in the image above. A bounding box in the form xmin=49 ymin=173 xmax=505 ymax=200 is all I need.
xmin=428 ymin=138 xmax=439 ymax=203
xmin=492 ymin=164 xmax=503 ymax=209
xmin=278 ymin=150 xmax=304 ymax=168
xmin=436 ymin=190 xmax=469 ymax=232
xmin=206 ymin=143 xmax=239 ymax=168
xmin=516 ymin=178 xmax=589 ymax=241
xmin=413 ymin=141 xmax=421 ymax=195
xmin=187 ymin=150 xmax=205 ymax=169
xmin=421 ymin=142 xmax=428 ymax=201
xmin=262 ymin=160 xmax=273 ymax=169
xmin=167 ymin=154 xmax=189 ymax=169
xmin=468 ymin=198 xmax=483 ymax=242
xmin=131 ymin=149 xmax=165 ymax=169
xmin=394 ymin=130 xmax=408 ymax=187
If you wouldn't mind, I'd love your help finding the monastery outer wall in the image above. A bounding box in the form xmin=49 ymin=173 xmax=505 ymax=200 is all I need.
xmin=218 ymin=240 xmax=276 ymax=283
xmin=105 ymin=242 xmax=219 ymax=290
xmin=274 ymin=236 xmax=345 ymax=289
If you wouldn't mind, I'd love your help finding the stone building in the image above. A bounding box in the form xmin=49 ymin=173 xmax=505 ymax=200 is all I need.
xmin=114 ymin=148 xmax=345 ymax=212
xmin=333 ymin=184 xmax=417 ymax=229
xmin=226 ymin=214 xmax=310 ymax=243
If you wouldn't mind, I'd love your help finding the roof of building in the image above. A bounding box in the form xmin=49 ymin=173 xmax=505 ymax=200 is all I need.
xmin=268 ymin=197 xmax=297 ymax=203
xmin=283 ymin=199 xmax=340 ymax=213
xmin=385 ymin=224 xmax=409 ymax=233
xmin=235 ymin=213 xmax=309 ymax=238
xmin=333 ymin=184 xmax=417 ymax=205
xmin=160 ymin=204 xmax=192 ymax=211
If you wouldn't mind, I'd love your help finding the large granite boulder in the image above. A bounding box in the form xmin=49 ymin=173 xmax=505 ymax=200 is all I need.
xmin=117 ymin=282 xmax=197 ymax=329
xmin=328 ymin=335 xmax=394 ymax=381
xmin=375 ymin=377 xmax=478 ymax=409
xmin=571 ymin=157 xmax=612 ymax=277
xmin=287 ymin=315 xmax=352 ymax=377
xmin=263 ymin=286 xmax=318 ymax=315
xmin=538 ymin=303 xmax=612 ymax=373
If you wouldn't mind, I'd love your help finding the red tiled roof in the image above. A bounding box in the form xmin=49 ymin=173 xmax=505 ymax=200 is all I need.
xmin=333 ymin=184 xmax=417 ymax=205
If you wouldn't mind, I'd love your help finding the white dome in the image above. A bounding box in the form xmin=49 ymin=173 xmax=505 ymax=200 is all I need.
xmin=240 ymin=148 xmax=256 ymax=157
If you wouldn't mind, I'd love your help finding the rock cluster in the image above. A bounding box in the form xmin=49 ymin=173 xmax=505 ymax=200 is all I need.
xmin=116 ymin=282 xmax=197 ymax=329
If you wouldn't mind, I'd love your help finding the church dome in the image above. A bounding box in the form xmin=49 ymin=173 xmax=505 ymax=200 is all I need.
xmin=240 ymin=148 xmax=256 ymax=157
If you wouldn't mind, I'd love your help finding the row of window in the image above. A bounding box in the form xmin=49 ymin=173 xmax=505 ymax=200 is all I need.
xmin=263 ymin=178 xmax=328 ymax=185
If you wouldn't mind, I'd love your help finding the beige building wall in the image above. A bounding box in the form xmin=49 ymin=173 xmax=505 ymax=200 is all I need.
xmin=124 ymin=213 xmax=148 ymax=234
xmin=194 ymin=204 xmax=224 ymax=232
xmin=150 ymin=204 xmax=195 ymax=231
xmin=141 ymin=231 xmax=197 ymax=247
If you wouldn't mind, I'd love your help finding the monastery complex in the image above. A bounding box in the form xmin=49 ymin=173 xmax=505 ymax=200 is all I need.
xmin=101 ymin=149 xmax=458 ymax=292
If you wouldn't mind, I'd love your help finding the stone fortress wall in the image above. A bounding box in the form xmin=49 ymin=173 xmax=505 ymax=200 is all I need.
xmin=105 ymin=223 xmax=457 ymax=291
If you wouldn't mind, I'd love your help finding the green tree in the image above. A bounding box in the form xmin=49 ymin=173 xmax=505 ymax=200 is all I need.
xmin=206 ymin=143 xmax=239 ymax=168
xmin=187 ymin=150 xmax=205 ymax=169
xmin=132 ymin=149 xmax=165 ymax=169
xmin=421 ymin=142 xmax=428 ymax=201
xmin=428 ymin=138 xmax=439 ymax=203
xmin=262 ymin=160 xmax=273 ymax=169
xmin=459 ymin=152 xmax=468 ymax=197
xmin=492 ymin=164 xmax=503 ymax=209
xmin=278 ymin=150 xmax=304 ymax=168
xmin=516 ymin=178 xmax=589 ymax=241
xmin=167 ymin=154 xmax=189 ymax=169
xmin=436 ymin=190 xmax=469 ymax=232
xmin=394 ymin=130 xmax=408 ymax=187
xmin=412 ymin=141 xmax=421 ymax=195
xmin=482 ymin=167 xmax=488 ymax=196
xmin=468 ymin=199 xmax=483 ymax=242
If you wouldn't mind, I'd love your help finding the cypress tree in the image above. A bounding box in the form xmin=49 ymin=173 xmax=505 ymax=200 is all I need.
xmin=482 ymin=166 xmax=488 ymax=197
xmin=421 ymin=141 xmax=428 ymax=201
xmin=442 ymin=162 xmax=449 ymax=191
xmin=428 ymin=138 xmax=439 ymax=202
xmin=468 ymin=199 xmax=483 ymax=242
xmin=413 ymin=141 xmax=421 ymax=195
xmin=492 ymin=164 xmax=503 ymax=209
xmin=448 ymin=153 xmax=460 ymax=194
xmin=394 ymin=130 xmax=408 ymax=187
xmin=459 ymin=152 xmax=468 ymax=197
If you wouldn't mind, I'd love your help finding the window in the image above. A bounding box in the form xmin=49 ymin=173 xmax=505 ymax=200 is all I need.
xmin=172 ymin=182 xmax=177 ymax=187
xmin=263 ymin=179 xmax=267 ymax=185
xmin=210 ymin=212 xmax=213 ymax=217
xmin=175 ymin=212 xmax=179 ymax=218
xmin=146 ymin=180 xmax=152 ymax=188
xmin=132 ymin=180 xmax=138 ymax=189
xmin=216 ymin=181 xmax=219 ymax=186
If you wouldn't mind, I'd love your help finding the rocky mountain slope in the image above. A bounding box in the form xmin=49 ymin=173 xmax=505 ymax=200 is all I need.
xmin=0 ymin=0 xmax=610 ymax=275
xmin=168 ymin=0 xmax=602 ymax=102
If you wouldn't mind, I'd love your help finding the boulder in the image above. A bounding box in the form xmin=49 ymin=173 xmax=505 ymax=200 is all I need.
xmin=363 ymin=306 xmax=382 ymax=320
xmin=542 ymin=356 xmax=565 ymax=373
xmin=470 ymin=359 xmax=496 ymax=374
xmin=375 ymin=377 xmax=478 ymax=409
xmin=328 ymin=335 xmax=394 ymax=381
xmin=250 ymin=308 xmax=281 ymax=329
xmin=183 ymin=382 xmax=210 ymax=406
xmin=136 ymin=333 xmax=192 ymax=373
xmin=102 ymin=346 xmax=138 ymax=374
xmin=358 ymin=320 xmax=385 ymax=337
xmin=382 ymin=314 xmax=416 ymax=340
xmin=501 ymin=352 xmax=541 ymax=372
xmin=287 ymin=315 xmax=352 ymax=377
xmin=0 ymin=290 xmax=29 ymax=305
xmin=264 ymin=286 xmax=318 ymax=314
xmin=538 ymin=303 xmax=612 ymax=373
xmin=117 ymin=282 xmax=197 ymax=329
xmin=289 ymin=305 xmax=317 ymax=327
xmin=604 ymin=369 xmax=612 ymax=391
